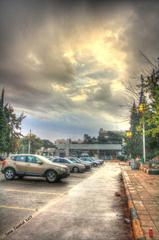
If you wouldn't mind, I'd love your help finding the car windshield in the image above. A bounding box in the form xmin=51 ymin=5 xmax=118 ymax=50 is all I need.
xmin=69 ymin=158 xmax=77 ymax=163
xmin=88 ymin=158 xmax=94 ymax=161
xmin=65 ymin=158 xmax=74 ymax=164
xmin=52 ymin=158 xmax=73 ymax=164
xmin=82 ymin=158 xmax=92 ymax=162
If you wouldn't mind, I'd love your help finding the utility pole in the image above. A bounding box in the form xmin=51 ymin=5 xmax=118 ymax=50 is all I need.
xmin=28 ymin=129 xmax=31 ymax=154
xmin=138 ymin=75 xmax=146 ymax=163
xmin=142 ymin=119 xmax=146 ymax=163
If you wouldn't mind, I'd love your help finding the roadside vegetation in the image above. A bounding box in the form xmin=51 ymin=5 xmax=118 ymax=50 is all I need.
xmin=0 ymin=89 xmax=25 ymax=155
xmin=0 ymin=89 xmax=55 ymax=155
xmin=124 ymin=62 xmax=159 ymax=160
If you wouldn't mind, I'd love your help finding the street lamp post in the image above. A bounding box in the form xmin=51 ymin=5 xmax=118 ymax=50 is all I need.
xmin=126 ymin=130 xmax=132 ymax=138
xmin=126 ymin=130 xmax=132 ymax=159
xmin=142 ymin=119 xmax=146 ymax=163
xmin=138 ymin=103 xmax=146 ymax=163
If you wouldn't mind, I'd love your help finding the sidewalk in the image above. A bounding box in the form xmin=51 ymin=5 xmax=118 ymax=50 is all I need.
xmin=122 ymin=169 xmax=159 ymax=240
xmin=3 ymin=163 xmax=131 ymax=240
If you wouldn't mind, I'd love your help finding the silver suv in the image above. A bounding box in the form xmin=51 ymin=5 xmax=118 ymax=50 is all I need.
xmin=1 ymin=154 xmax=70 ymax=183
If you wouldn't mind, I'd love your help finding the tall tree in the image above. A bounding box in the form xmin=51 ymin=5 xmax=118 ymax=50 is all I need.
xmin=0 ymin=89 xmax=25 ymax=154
xmin=124 ymin=102 xmax=142 ymax=158
xmin=19 ymin=134 xmax=43 ymax=154
xmin=145 ymin=69 xmax=159 ymax=137
xmin=0 ymin=89 xmax=8 ymax=153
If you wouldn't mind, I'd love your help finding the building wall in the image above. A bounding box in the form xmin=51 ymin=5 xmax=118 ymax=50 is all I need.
xmin=56 ymin=143 xmax=122 ymax=159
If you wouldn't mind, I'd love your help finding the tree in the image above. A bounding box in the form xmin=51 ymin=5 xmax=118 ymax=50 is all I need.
xmin=0 ymin=89 xmax=8 ymax=153
xmin=0 ymin=89 xmax=25 ymax=154
xmin=98 ymin=130 xmax=123 ymax=144
xmin=144 ymin=69 xmax=159 ymax=137
xmin=19 ymin=134 xmax=43 ymax=154
xmin=124 ymin=102 xmax=142 ymax=158
xmin=42 ymin=139 xmax=55 ymax=149
xmin=124 ymin=68 xmax=159 ymax=160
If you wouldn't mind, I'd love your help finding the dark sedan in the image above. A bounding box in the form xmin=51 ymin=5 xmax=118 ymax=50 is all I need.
xmin=68 ymin=157 xmax=92 ymax=170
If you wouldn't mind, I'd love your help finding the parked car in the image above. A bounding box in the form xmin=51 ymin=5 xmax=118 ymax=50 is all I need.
xmin=80 ymin=156 xmax=100 ymax=167
xmin=0 ymin=156 xmax=5 ymax=161
xmin=79 ymin=156 xmax=95 ymax=166
xmin=90 ymin=157 xmax=104 ymax=165
xmin=68 ymin=157 xmax=92 ymax=170
xmin=50 ymin=157 xmax=86 ymax=173
xmin=1 ymin=154 xmax=70 ymax=183
xmin=80 ymin=153 xmax=89 ymax=157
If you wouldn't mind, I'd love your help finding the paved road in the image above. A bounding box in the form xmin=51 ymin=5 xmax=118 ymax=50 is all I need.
xmin=0 ymin=163 xmax=131 ymax=240
xmin=0 ymin=169 xmax=92 ymax=238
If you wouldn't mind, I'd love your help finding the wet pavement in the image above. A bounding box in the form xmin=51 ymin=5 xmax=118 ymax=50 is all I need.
xmin=0 ymin=170 xmax=92 ymax=237
xmin=1 ymin=163 xmax=131 ymax=240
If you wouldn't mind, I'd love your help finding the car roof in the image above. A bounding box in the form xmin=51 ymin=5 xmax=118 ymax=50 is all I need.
xmin=10 ymin=154 xmax=41 ymax=157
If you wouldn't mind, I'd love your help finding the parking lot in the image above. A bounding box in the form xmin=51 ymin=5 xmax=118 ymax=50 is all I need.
xmin=0 ymin=169 xmax=93 ymax=238
xmin=0 ymin=163 xmax=132 ymax=240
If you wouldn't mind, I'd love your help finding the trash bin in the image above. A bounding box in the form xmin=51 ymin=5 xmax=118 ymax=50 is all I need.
xmin=130 ymin=159 xmax=137 ymax=170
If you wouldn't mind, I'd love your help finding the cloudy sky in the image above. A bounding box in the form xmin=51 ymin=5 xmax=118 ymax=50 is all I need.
xmin=0 ymin=0 xmax=159 ymax=140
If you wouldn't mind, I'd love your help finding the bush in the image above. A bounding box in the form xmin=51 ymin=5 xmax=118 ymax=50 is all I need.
xmin=117 ymin=155 xmax=126 ymax=161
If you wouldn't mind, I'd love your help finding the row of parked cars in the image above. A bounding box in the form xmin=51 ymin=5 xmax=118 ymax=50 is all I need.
xmin=0 ymin=154 xmax=104 ymax=183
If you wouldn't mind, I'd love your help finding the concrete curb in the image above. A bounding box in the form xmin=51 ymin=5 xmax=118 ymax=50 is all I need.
xmin=140 ymin=165 xmax=159 ymax=175
xmin=122 ymin=171 xmax=146 ymax=240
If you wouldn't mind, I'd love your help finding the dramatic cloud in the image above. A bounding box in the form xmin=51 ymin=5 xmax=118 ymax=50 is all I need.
xmin=0 ymin=0 xmax=159 ymax=140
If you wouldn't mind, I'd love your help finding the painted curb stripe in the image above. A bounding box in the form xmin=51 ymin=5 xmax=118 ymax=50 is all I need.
xmin=122 ymin=171 xmax=146 ymax=240
xmin=132 ymin=219 xmax=145 ymax=240
xmin=128 ymin=200 xmax=134 ymax=209
xmin=130 ymin=208 xmax=138 ymax=219
xmin=0 ymin=205 xmax=36 ymax=211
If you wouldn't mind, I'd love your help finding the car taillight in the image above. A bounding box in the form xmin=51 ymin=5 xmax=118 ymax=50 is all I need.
xmin=2 ymin=160 xmax=7 ymax=168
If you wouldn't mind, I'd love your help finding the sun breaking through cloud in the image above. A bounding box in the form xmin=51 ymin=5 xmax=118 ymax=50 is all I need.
xmin=0 ymin=0 xmax=159 ymax=139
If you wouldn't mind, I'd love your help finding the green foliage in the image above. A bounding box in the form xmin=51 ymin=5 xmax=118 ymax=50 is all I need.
xmin=125 ymin=68 xmax=159 ymax=160
xmin=124 ymin=102 xmax=142 ymax=158
xmin=42 ymin=139 xmax=55 ymax=148
xmin=19 ymin=135 xmax=55 ymax=154
xmin=0 ymin=89 xmax=25 ymax=154
xmin=117 ymin=155 xmax=126 ymax=161
xmin=145 ymin=70 xmax=159 ymax=137
xmin=19 ymin=134 xmax=43 ymax=154
xmin=0 ymin=104 xmax=7 ymax=152
xmin=98 ymin=131 xmax=123 ymax=144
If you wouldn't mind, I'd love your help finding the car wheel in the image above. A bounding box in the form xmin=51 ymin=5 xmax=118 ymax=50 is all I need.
xmin=93 ymin=163 xmax=97 ymax=167
xmin=73 ymin=167 xmax=79 ymax=173
xmin=4 ymin=168 xmax=15 ymax=180
xmin=46 ymin=170 xmax=58 ymax=183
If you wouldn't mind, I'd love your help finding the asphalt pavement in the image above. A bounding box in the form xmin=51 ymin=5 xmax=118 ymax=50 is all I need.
xmin=0 ymin=163 xmax=132 ymax=240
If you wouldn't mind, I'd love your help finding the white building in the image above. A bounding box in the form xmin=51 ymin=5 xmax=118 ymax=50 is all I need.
xmin=56 ymin=143 xmax=122 ymax=159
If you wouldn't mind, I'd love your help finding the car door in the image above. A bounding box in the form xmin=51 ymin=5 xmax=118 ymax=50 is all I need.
xmin=11 ymin=155 xmax=27 ymax=174
xmin=54 ymin=158 xmax=71 ymax=168
xmin=25 ymin=155 xmax=44 ymax=176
